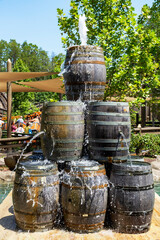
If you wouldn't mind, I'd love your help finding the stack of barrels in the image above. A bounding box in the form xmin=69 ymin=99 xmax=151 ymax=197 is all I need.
xmin=12 ymin=45 xmax=155 ymax=234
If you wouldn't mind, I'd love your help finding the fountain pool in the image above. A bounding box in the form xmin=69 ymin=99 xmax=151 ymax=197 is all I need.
xmin=0 ymin=181 xmax=13 ymax=204
xmin=155 ymin=182 xmax=160 ymax=196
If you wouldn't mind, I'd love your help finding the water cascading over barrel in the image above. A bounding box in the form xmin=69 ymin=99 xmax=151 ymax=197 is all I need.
xmin=63 ymin=45 xmax=106 ymax=101
xmin=41 ymin=101 xmax=84 ymax=161
xmin=108 ymin=161 xmax=155 ymax=233
xmin=12 ymin=160 xmax=59 ymax=231
xmin=61 ymin=160 xmax=108 ymax=233
xmin=87 ymin=102 xmax=131 ymax=163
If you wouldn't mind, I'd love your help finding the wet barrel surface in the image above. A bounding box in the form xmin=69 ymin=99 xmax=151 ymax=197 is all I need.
xmin=108 ymin=161 xmax=155 ymax=233
xmin=87 ymin=102 xmax=131 ymax=163
xmin=61 ymin=160 xmax=108 ymax=233
xmin=12 ymin=160 xmax=59 ymax=232
xmin=41 ymin=101 xmax=84 ymax=161
xmin=63 ymin=45 xmax=106 ymax=101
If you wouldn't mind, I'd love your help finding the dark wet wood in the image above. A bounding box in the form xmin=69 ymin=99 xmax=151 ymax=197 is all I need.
xmin=63 ymin=45 xmax=106 ymax=101
xmin=108 ymin=162 xmax=155 ymax=234
xmin=12 ymin=161 xmax=59 ymax=232
xmin=61 ymin=162 xmax=108 ymax=233
xmin=41 ymin=102 xmax=84 ymax=161
xmin=87 ymin=102 xmax=131 ymax=163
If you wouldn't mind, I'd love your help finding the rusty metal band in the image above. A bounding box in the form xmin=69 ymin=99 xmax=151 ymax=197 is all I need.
xmin=54 ymin=139 xmax=84 ymax=143
xmin=87 ymin=120 xmax=130 ymax=125
xmin=61 ymin=182 xmax=108 ymax=189
xmin=63 ymin=208 xmax=106 ymax=216
xmin=66 ymin=54 xmax=104 ymax=58
xmin=44 ymin=112 xmax=83 ymax=116
xmin=90 ymin=146 xmax=128 ymax=151
xmin=44 ymin=120 xmax=84 ymax=125
xmin=16 ymin=170 xmax=58 ymax=176
xmin=14 ymin=180 xmax=59 ymax=187
xmin=114 ymin=184 xmax=154 ymax=191
xmin=89 ymin=138 xmax=130 ymax=143
xmin=67 ymin=46 xmax=103 ymax=52
xmin=65 ymin=168 xmax=106 ymax=175
xmin=65 ymin=221 xmax=104 ymax=228
xmin=65 ymin=81 xmax=106 ymax=86
xmin=65 ymin=60 xmax=105 ymax=65
xmin=88 ymin=111 xmax=130 ymax=116
xmin=64 ymin=172 xmax=106 ymax=177
xmin=110 ymin=209 xmax=153 ymax=216
xmin=15 ymin=208 xmax=57 ymax=216
xmin=16 ymin=221 xmax=54 ymax=229
xmin=54 ymin=147 xmax=82 ymax=151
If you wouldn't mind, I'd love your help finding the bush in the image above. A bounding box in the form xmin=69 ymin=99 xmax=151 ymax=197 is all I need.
xmin=129 ymin=133 xmax=160 ymax=157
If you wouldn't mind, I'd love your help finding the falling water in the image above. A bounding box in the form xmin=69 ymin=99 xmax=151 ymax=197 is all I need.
xmin=13 ymin=131 xmax=45 ymax=171
xmin=118 ymin=131 xmax=131 ymax=163
xmin=79 ymin=14 xmax=88 ymax=45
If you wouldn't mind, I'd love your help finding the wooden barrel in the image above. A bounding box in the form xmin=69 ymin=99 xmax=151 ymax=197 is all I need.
xmin=87 ymin=102 xmax=131 ymax=163
xmin=108 ymin=161 xmax=155 ymax=233
xmin=12 ymin=160 xmax=59 ymax=232
xmin=63 ymin=45 xmax=106 ymax=101
xmin=41 ymin=101 xmax=84 ymax=161
xmin=61 ymin=160 xmax=108 ymax=233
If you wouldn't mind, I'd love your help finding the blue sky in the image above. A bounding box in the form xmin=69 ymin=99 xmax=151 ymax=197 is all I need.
xmin=0 ymin=0 xmax=154 ymax=57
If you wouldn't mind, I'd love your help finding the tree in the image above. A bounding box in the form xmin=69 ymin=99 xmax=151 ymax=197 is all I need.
xmin=51 ymin=53 xmax=65 ymax=72
xmin=0 ymin=39 xmax=65 ymax=114
xmin=12 ymin=59 xmax=39 ymax=116
xmin=0 ymin=40 xmax=8 ymax=71
xmin=21 ymin=41 xmax=50 ymax=72
xmin=8 ymin=39 xmax=21 ymax=67
xmin=57 ymin=0 xmax=136 ymax=89
xmin=57 ymin=0 xmax=160 ymax=104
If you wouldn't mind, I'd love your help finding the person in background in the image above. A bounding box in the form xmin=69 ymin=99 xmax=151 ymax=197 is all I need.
xmin=0 ymin=117 xmax=4 ymax=138
xmin=30 ymin=115 xmax=40 ymax=124
xmin=16 ymin=124 xmax=24 ymax=134
xmin=11 ymin=121 xmax=17 ymax=132
xmin=16 ymin=116 xmax=24 ymax=126
xmin=24 ymin=122 xmax=30 ymax=134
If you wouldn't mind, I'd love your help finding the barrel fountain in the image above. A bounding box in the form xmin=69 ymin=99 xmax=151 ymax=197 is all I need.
xmin=12 ymin=14 xmax=155 ymax=234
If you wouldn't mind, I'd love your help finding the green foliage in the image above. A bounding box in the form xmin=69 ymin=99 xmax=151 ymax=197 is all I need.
xmin=0 ymin=39 xmax=66 ymax=116
xmin=34 ymin=92 xmax=60 ymax=103
xmin=130 ymin=133 xmax=160 ymax=156
xmin=12 ymin=59 xmax=39 ymax=116
xmin=21 ymin=41 xmax=50 ymax=72
xmin=57 ymin=0 xmax=160 ymax=105
xmin=51 ymin=53 xmax=65 ymax=72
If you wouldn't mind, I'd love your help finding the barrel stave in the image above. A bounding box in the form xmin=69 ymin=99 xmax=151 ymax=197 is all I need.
xmin=87 ymin=102 xmax=131 ymax=162
xmin=12 ymin=162 xmax=59 ymax=232
xmin=63 ymin=45 xmax=106 ymax=101
xmin=61 ymin=161 xmax=108 ymax=233
xmin=41 ymin=102 xmax=84 ymax=161
xmin=108 ymin=162 xmax=155 ymax=233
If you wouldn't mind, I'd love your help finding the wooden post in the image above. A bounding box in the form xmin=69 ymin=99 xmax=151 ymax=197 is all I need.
xmin=141 ymin=102 xmax=146 ymax=128
xmin=136 ymin=113 xmax=139 ymax=127
xmin=58 ymin=93 xmax=63 ymax=101
xmin=7 ymin=59 xmax=12 ymax=138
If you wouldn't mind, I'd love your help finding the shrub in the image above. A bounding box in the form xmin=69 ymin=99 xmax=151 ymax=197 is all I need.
xmin=129 ymin=133 xmax=160 ymax=157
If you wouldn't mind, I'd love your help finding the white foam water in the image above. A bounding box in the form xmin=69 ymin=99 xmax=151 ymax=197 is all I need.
xmin=79 ymin=14 xmax=88 ymax=45
xmin=13 ymin=131 xmax=45 ymax=171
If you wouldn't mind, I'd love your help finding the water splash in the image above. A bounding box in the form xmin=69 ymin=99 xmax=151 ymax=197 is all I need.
xmin=13 ymin=131 xmax=45 ymax=171
xmin=117 ymin=131 xmax=131 ymax=163
xmin=79 ymin=14 xmax=88 ymax=45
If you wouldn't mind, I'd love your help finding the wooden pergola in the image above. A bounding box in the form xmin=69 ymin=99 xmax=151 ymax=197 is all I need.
xmin=0 ymin=60 xmax=64 ymax=140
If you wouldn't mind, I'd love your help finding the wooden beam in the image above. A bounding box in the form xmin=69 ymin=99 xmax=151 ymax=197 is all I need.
xmin=7 ymin=59 xmax=12 ymax=139
xmin=0 ymin=143 xmax=24 ymax=148
xmin=0 ymin=136 xmax=32 ymax=142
